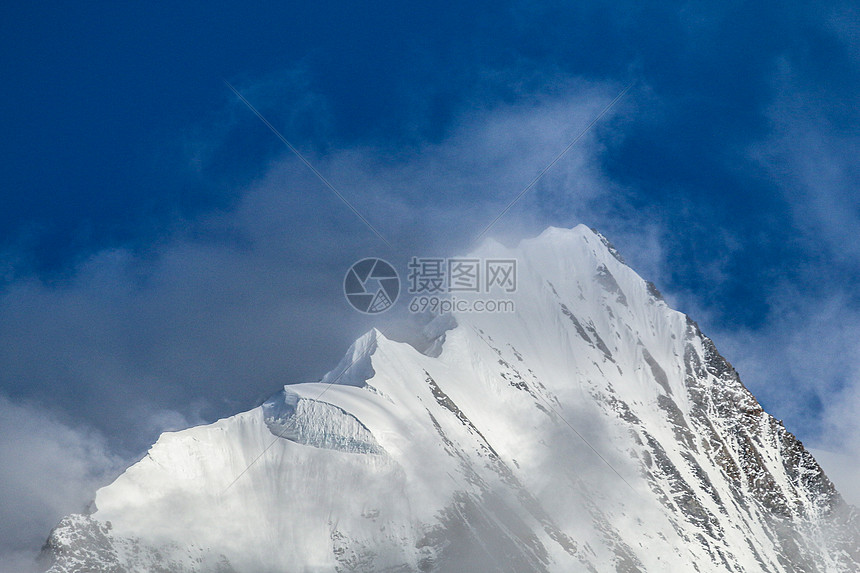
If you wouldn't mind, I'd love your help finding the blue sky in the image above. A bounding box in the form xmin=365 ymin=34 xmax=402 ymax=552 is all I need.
xmin=0 ymin=1 xmax=858 ymax=566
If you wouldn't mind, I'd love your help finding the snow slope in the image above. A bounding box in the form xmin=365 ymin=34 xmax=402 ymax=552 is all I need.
xmin=42 ymin=225 xmax=860 ymax=572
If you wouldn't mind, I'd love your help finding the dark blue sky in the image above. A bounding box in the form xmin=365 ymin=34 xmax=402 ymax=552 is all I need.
xmin=0 ymin=1 xmax=857 ymax=457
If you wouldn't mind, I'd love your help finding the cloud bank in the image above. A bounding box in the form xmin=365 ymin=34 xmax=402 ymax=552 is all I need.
xmin=0 ymin=396 xmax=123 ymax=572
xmin=1 ymin=9 xmax=858 ymax=561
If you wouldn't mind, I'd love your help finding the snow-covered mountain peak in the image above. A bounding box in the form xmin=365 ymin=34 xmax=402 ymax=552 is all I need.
xmin=42 ymin=226 xmax=859 ymax=573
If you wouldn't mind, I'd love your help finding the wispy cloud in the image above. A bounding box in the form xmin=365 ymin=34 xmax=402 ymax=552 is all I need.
xmin=0 ymin=396 xmax=124 ymax=571
xmin=0 ymin=77 xmax=629 ymax=452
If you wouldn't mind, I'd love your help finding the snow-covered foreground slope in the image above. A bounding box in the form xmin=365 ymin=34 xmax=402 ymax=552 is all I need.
xmin=42 ymin=226 xmax=859 ymax=572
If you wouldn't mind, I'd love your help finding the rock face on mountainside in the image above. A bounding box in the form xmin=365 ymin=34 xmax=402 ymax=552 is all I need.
xmin=41 ymin=226 xmax=860 ymax=572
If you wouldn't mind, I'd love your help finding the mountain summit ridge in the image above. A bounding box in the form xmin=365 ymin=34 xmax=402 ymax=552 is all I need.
xmin=42 ymin=225 xmax=860 ymax=572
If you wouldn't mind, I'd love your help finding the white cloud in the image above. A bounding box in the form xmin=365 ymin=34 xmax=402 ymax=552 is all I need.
xmin=0 ymin=79 xmax=637 ymax=561
xmin=0 ymin=76 xmax=631 ymax=442
xmin=0 ymin=395 xmax=124 ymax=572
xmin=810 ymin=448 xmax=860 ymax=509
xmin=814 ymin=368 xmax=860 ymax=507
